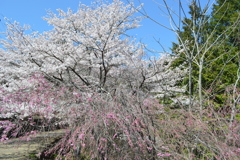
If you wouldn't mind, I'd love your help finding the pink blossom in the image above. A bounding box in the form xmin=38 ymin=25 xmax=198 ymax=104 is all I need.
xmin=236 ymin=148 xmax=240 ymax=153
xmin=112 ymin=133 xmax=118 ymax=139
xmin=0 ymin=135 xmax=8 ymax=141
xmin=81 ymin=143 xmax=86 ymax=147
xmin=78 ymin=133 xmax=85 ymax=140
xmin=100 ymin=138 xmax=107 ymax=142
xmin=157 ymin=153 xmax=171 ymax=157
xmin=106 ymin=113 xmax=115 ymax=119
xmin=147 ymin=147 xmax=153 ymax=150
xmin=87 ymin=98 xmax=93 ymax=102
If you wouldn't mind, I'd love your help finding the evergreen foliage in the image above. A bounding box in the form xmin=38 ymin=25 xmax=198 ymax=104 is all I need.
xmin=172 ymin=0 xmax=240 ymax=107
xmin=205 ymin=0 xmax=240 ymax=97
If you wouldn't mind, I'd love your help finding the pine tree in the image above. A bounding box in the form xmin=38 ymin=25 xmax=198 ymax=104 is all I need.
xmin=171 ymin=0 xmax=239 ymax=108
xmin=203 ymin=0 xmax=240 ymax=105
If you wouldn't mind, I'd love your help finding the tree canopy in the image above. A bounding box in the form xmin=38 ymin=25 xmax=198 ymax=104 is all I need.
xmin=0 ymin=0 xmax=146 ymax=93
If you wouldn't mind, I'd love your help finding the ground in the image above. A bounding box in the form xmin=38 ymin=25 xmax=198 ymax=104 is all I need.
xmin=0 ymin=129 xmax=65 ymax=160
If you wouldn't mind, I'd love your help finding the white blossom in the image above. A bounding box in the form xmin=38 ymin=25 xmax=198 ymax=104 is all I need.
xmin=0 ymin=0 xmax=144 ymax=91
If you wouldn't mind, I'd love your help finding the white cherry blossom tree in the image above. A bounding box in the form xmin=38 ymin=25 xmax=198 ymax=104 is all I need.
xmin=1 ymin=0 xmax=144 ymax=92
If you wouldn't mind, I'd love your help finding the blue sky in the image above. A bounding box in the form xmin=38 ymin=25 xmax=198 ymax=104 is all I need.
xmin=0 ymin=0 xmax=214 ymax=57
